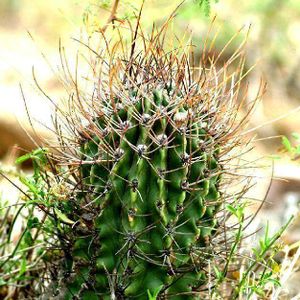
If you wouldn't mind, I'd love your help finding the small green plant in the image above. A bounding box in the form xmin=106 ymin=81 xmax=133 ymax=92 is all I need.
xmin=194 ymin=0 xmax=219 ymax=16
xmin=0 ymin=152 xmax=51 ymax=298
xmin=281 ymin=133 xmax=300 ymax=160
xmin=232 ymin=218 xmax=292 ymax=299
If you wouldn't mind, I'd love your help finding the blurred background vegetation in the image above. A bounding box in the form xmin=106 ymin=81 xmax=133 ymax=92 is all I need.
xmin=1 ymin=0 xmax=300 ymax=295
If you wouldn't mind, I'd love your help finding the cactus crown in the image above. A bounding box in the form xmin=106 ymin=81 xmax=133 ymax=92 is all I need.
xmin=32 ymin=13 xmax=263 ymax=300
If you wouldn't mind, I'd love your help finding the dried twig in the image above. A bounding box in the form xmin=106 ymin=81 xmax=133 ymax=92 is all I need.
xmin=101 ymin=0 xmax=120 ymax=33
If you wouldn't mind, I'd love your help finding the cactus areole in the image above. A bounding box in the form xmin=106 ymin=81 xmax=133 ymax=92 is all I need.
xmin=42 ymin=15 xmax=260 ymax=300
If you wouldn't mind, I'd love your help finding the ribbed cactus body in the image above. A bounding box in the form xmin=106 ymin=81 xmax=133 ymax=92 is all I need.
xmin=39 ymin=13 xmax=259 ymax=299
xmin=63 ymin=85 xmax=222 ymax=299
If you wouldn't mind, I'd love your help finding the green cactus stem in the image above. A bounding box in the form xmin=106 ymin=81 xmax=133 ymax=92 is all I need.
xmin=36 ymin=14 xmax=262 ymax=300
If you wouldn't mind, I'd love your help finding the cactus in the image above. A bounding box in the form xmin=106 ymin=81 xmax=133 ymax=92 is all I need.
xmin=32 ymin=15 xmax=262 ymax=300
xmin=74 ymin=88 xmax=220 ymax=299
